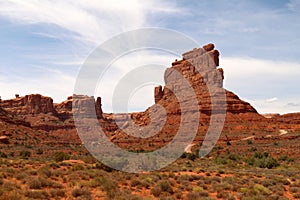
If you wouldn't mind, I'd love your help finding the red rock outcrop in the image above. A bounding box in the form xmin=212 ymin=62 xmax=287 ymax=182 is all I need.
xmin=0 ymin=94 xmax=56 ymax=115
xmin=154 ymin=44 xmax=258 ymax=117
xmin=72 ymin=95 xmax=103 ymax=119
xmin=269 ymin=112 xmax=300 ymax=124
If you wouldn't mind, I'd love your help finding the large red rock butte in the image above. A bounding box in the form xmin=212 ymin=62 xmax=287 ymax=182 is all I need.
xmin=0 ymin=43 xmax=299 ymax=150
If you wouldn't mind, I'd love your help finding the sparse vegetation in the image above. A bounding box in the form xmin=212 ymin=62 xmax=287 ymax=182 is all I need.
xmin=0 ymin=128 xmax=299 ymax=199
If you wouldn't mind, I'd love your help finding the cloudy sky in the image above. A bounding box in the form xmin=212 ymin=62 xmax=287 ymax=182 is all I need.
xmin=0 ymin=0 xmax=299 ymax=114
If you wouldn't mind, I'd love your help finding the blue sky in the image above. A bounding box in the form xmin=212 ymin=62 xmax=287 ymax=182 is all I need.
xmin=0 ymin=0 xmax=299 ymax=114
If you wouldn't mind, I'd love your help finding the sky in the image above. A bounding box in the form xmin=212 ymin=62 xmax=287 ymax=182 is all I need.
xmin=0 ymin=0 xmax=300 ymax=114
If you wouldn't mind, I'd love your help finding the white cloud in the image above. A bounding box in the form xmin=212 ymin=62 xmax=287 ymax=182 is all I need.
xmin=266 ymin=97 xmax=278 ymax=103
xmin=221 ymin=57 xmax=300 ymax=114
xmin=287 ymin=0 xmax=300 ymax=11
xmin=0 ymin=66 xmax=75 ymax=102
xmin=0 ymin=0 xmax=182 ymax=106
xmin=240 ymin=27 xmax=260 ymax=33
xmin=95 ymin=50 xmax=179 ymax=112
xmin=0 ymin=0 xmax=181 ymax=44
xmin=287 ymin=102 xmax=300 ymax=107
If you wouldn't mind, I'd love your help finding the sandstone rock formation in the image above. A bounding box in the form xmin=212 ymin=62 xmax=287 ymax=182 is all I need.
xmin=268 ymin=112 xmax=300 ymax=124
xmin=0 ymin=94 xmax=56 ymax=115
xmin=154 ymin=43 xmax=258 ymax=117
xmin=0 ymin=43 xmax=299 ymax=151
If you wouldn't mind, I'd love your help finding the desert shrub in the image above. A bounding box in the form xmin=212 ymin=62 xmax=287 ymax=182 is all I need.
xmin=38 ymin=167 xmax=52 ymax=178
xmin=151 ymin=180 xmax=173 ymax=197
xmin=215 ymin=152 xmax=240 ymax=165
xmin=253 ymin=184 xmax=271 ymax=195
xmin=95 ymin=177 xmax=118 ymax=198
xmin=95 ymin=162 xmax=114 ymax=172
xmin=25 ymin=190 xmax=49 ymax=199
xmin=27 ymin=177 xmax=61 ymax=189
xmin=15 ymin=172 xmax=28 ymax=181
xmin=218 ymin=193 xmax=235 ymax=200
xmin=290 ymin=187 xmax=299 ymax=193
xmin=131 ymin=179 xmax=143 ymax=188
xmin=28 ymin=178 xmax=43 ymax=189
xmin=19 ymin=150 xmax=31 ymax=159
xmin=89 ymin=178 xmax=100 ymax=188
xmin=178 ymin=174 xmax=193 ymax=182
xmin=9 ymin=152 xmax=14 ymax=157
xmin=71 ymin=187 xmax=91 ymax=199
xmin=48 ymin=162 xmax=60 ymax=169
xmin=279 ymin=154 xmax=295 ymax=163
xmin=36 ymin=148 xmax=43 ymax=155
xmin=1 ymin=181 xmax=20 ymax=192
xmin=293 ymin=193 xmax=300 ymax=198
xmin=159 ymin=180 xmax=174 ymax=193
xmin=53 ymin=152 xmax=70 ymax=162
xmin=151 ymin=186 xmax=162 ymax=197
xmin=211 ymin=176 xmax=221 ymax=183
xmin=181 ymin=153 xmax=197 ymax=161
xmin=113 ymin=189 xmax=142 ymax=200
xmin=262 ymin=179 xmax=277 ymax=187
xmin=49 ymin=189 xmax=66 ymax=198
xmin=268 ymin=195 xmax=280 ymax=200
xmin=186 ymin=191 xmax=209 ymax=200
xmin=0 ymin=151 xmax=7 ymax=158
xmin=71 ymin=164 xmax=85 ymax=171
xmin=0 ymin=190 xmax=24 ymax=200
xmin=246 ymin=152 xmax=279 ymax=169
xmin=192 ymin=186 xmax=203 ymax=192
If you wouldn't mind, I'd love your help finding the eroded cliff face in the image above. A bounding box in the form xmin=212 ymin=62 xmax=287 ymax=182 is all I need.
xmin=154 ymin=43 xmax=258 ymax=116
xmin=0 ymin=94 xmax=56 ymax=115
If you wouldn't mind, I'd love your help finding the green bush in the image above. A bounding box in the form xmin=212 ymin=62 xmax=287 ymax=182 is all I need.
xmin=246 ymin=152 xmax=279 ymax=169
